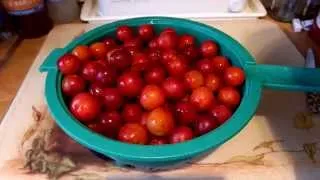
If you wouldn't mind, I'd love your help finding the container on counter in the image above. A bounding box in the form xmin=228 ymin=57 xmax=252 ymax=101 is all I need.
xmin=2 ymin=0 xmax=53 ymax=39
xmin=47 ymin=0 xmax=80 ymax=24
xmin=309 ymin=12 xmax=320 ymax=44
xmin=262 ymin=0 xmax=320 ymax=22
xmin=0 ymin=3 xmax=19 ymax=64
xmin=268 ymin=0 xmax=298 ymax=22
xmin=0 ymin=3 xmax=15 ymax=38
xmin=296 ymin=0 xmax=320 ymax=20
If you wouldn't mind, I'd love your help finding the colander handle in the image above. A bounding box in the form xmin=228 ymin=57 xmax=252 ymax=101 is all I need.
xmin=39 ymin=48 xmax=66 ymax=72
xmin=245 ymin=64 xmax=320 ymax=92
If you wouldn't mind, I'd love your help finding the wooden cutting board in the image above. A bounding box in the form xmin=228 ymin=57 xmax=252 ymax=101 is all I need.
xmin=0 ymin=20 xmax=319 ymax=180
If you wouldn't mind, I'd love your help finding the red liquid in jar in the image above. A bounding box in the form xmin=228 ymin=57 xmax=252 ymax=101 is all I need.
xmin=2 ymin=0 xmax=53 ymax=39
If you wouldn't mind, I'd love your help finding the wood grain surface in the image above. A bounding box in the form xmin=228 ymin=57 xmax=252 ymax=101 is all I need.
xmin=0 ymin=37 xmax=46 ymax=120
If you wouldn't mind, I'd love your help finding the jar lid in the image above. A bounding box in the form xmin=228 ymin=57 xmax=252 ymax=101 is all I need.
xmin=2 ymin=0 xmax=43 ymax=11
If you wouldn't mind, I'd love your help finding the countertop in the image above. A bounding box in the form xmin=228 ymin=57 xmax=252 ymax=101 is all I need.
xmin=0 ymin=18 xmax=317 ymax=120
xmin=1 ymin=19 xmax=320 ymax=179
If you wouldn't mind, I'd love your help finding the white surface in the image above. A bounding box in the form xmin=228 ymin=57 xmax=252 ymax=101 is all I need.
xmin=229 ymin=0 xmax=248 ymax=12
xmin=81 ymin=0 xmax=267 ymax=23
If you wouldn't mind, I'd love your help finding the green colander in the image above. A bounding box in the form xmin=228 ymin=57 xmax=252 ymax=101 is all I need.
xmin=39 ymin=17 xmax=320 ymax=168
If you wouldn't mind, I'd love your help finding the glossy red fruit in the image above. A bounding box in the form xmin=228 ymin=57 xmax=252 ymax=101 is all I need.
xmin=82 ymin=61 xmax=103 ymax=81
xmin=117 ymin=71 xmax=144 ymax=97
xmin=140 ymin=85 xmax=166 ymax=110
xmin=89 ymin=83 xmax=105 ymax=97
xmin=190 ymin=87 xmax=215 ymax=111
xmin=224 ymin=67 xmax=245 ymax=87
xmin=122 ymin=104 xmax=143 ymax=123
xmin=147 ymin=49 xmax=162 ymax=64
xmin=163 ymin=103 xmax=176 ymax=115
xmin=211 ymin=56 xmax=231 ymax=74
xmin=175 ymin=102 xmax=197 ymax=125
xmin=181 ymin=46 xmax=199 ymax=61
xmin=161 ymin=49 xmax=178 ymax=65
xmin=147 ymin=107 xmax=175 ymax=136
xmin=178 ymin=34 xmax=196 ymax=49
xmin=144 ymin=66 xmax=166 ymax=85
xmin=196 ymin=58 xmax=214 ymax=74
xmin=162 ymin=27 xmax=176 ymax=34
xmin=166 ymin=56 xmax=189 ymax=78
xmin=72 ymin=45 xmax=92 ymax=62
xmin=116 ymin=25 xmax=134 ymax=42
xmin=148 ymin=38 xmax=159 ymax=49
xmin=124 ymin=38 xmax=143 ymax=50
xmin=99 ymin=111 xmax=122 ymax=138
xmin=102 ymin=88 xmax=123 ymax=110
xmin=70 ymin=93 xmax=101 ymax=122
xmin=140 ymin=112 xmax=149 ymax=127
xmin=194 ymin=115 xmax=218 ymax=136
xmin=181 ymin=95 xmax=190 ymax=102
xmin=57 ymin=54 xmax=81 ymax=75
xmin=157 ymin=31 xmax=178 ymax=50
xmin=205 ymin=73 xmax=221 ymax=92
xmin=218 ymin=87 xmax=241 ymax=108
xmin=200 ymin=40 xmax=219 ymax=58
xmin=118 ymin=123 xmax=148 ymax=145
xmin=132 ymin=53 xmax=151 ymax=71
xmin=162 ymin=77 xmax=186 ymax=100
xmin=96 ymin=59 xmax=109 ymax=68
xmin=88 ymin=123 xmax=105 ymax=134
xmin=126 ymin=46 xmax=141 ymax=56
xmin=89 ymin=42 xmax=107 ymax=59
xmin=211 ymin=105 xmax=232 ymax=124
xmin=138 ymin=24 xmax=154 ymax=41
xmin=184 ymin=70 xmax=204 ymax=90
xmin=169 ymin=126 xmax=194 ymax=144
xmin=149 ymin=137 xmax=168 ymax=145
xmin=95 ymin=66 xmax=117 ymax=86
xmin=101 ymin=37 xmax=117 ymax=50
xmin=106 ymin=48 xmax=132 ymax=70
xmin=62 ymin=75 xmax=86 ymax=96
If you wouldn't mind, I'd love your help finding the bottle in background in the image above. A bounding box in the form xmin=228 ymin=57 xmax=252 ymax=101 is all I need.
xmin=296 ymin=0 xmax=320 ymax=20
xmin=268 ymin=0 xmax=298 ymax=22
xmin=47 ymin=0 xmax=80 ymax=24
xmin=2 ymin=0 xmax=53 ymax=39
xmin=262 ymin=0 xmax=320 ymax=22
xmin=0 ymin=3 xmax=15 ymax=38
xmin=0 ymin=3 xmax=19 ymax=64
xmin=309 ymin=11 xmax=320 ymax=44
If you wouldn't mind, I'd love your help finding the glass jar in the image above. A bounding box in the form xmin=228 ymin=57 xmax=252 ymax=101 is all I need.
xmin=262 ymin=0 xmax=320 ymax=22
xmin=0 ymin=3 xmax=15 ymax=38
xmin=2 ymin=0 xmax=53 ymax=39
xmin=296 ymin=0 xmax=320 ymax=20
xmin=309 ymin=12 xmax=320 ymax=44
xmin=268 ymin=0 xmax=298 ymax=22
